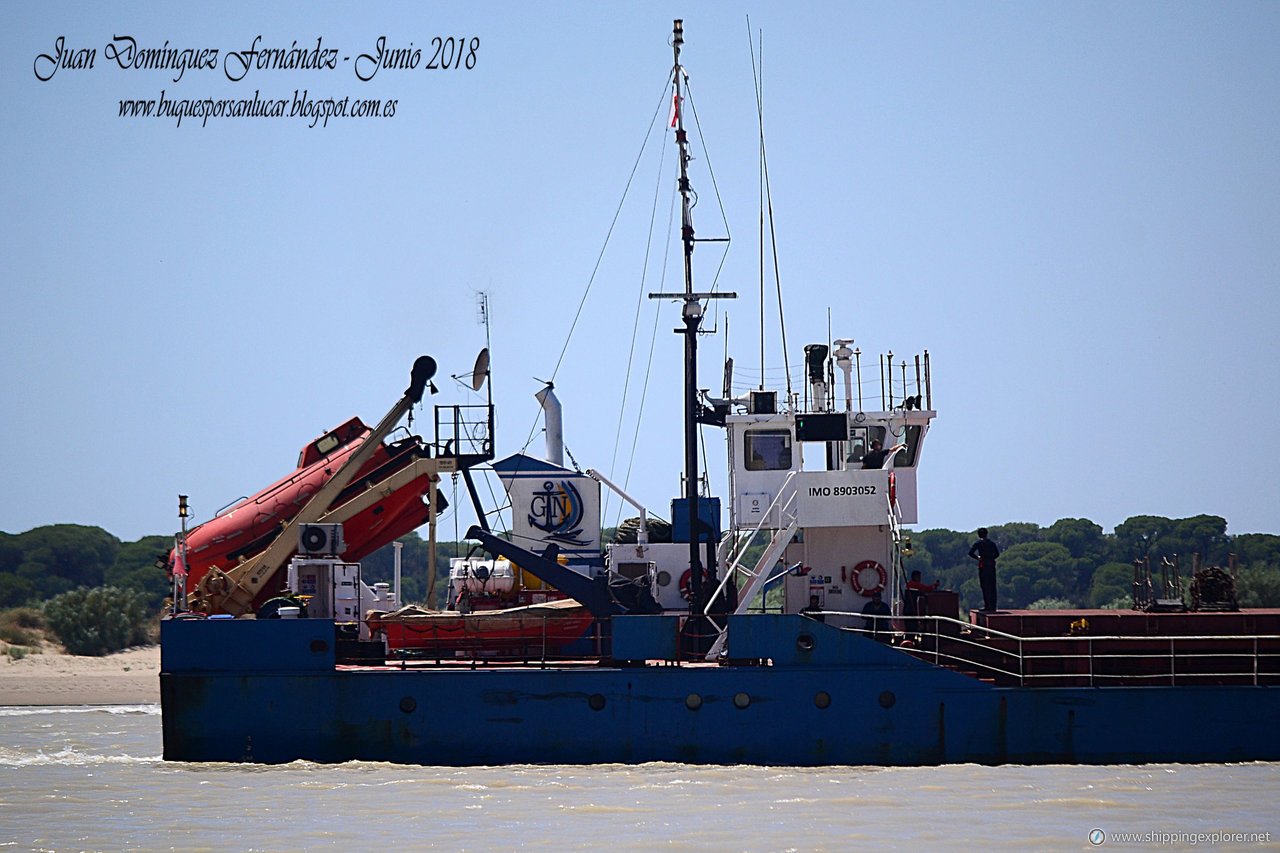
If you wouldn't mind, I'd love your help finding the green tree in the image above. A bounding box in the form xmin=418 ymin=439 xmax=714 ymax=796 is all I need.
xmin=43 ymin=586 xmax=150 ymax=655
xmin=1230 ymin=534 xmax=1280 ymax=570
xmin=997 ymin=541 xmax=1073 ymax=609
xmin=13 ymin=525 xmax=121 ymax=599
xmin=1113 ymin=515 xmax=1173 ymax=562
xmin=1237 ymin=566 xmax=1280 ymax=608
xmin=1163 ymin=515 xmax=1229 ymax=566
xmin=988 ymin=522 xmax=1044 ymax=549
xmin=1045 ymin=517 xmax=1105 ymax=561
xmin=0 ymin=532 xmax=20 ymax=574
xmin=105 ymin=536 xmax=173 ymax=611
xmin=1087 ymin=561 xmax=1133 ymax=608
xmin=0 ymin=573 xmax=38 ymax=609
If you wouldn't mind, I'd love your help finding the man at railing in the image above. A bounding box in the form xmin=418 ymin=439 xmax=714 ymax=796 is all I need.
xmin=861 ymin=591 xmax=892 ymax=641
xmin=801 ymin=594 xmax=826 ymax=623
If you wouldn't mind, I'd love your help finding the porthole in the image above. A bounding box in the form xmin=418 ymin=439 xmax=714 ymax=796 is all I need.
xmin=399 ymin=696 xmax=417 ymax=714
xmin=588 ymin=693 xmax=607 ymax=711
xmin=656 ymin=570 xmax=672 ymax=587
xmin=733 ymin=692 xmax=751 ymax=709
xmin=685 ymin=693 xmax=703 ymax=711
xmin=814 ymin=691 xmax=831 ymax=709
xmin=797 ymin=634 xmax=815 ymax=652
xmin=878 ymin=690 xmax=896 ymax=709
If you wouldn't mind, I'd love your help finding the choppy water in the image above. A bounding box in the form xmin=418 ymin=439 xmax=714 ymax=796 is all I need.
xmin=1 ymin=705 xmax=1276 ymax=852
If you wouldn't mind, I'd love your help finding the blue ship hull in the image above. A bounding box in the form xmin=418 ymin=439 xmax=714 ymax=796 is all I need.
xmin=160 ymin=615 xmax=1280 ymax=766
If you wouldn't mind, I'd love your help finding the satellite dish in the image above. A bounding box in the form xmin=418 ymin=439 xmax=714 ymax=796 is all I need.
xmin=471 ymin=348 xmax=490 ymax=392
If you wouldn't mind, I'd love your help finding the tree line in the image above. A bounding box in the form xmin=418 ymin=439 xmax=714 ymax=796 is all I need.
xmin=2 ymin=513 xmax=1279 ymax=615
xmin=907 ymin=515 xmax=1280 ymax=610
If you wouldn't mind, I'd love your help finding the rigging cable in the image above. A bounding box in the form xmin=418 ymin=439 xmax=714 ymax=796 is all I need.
xmin=605 ymin=119 xmax=670 ymax=524
xmin=616 ymin=186 xmax=679 ymax=530
xmin=747 ymin=20 xmax=793 ymax=400
xmin=680 ymin=80 xmax=733 ymax=301
xmin=750 ymin=18 xmax=765 ymax=388
xmin=547 ymin=75 xmax=674 ymax=386
xmin=517 ymin=75 xmax=675 ymax=467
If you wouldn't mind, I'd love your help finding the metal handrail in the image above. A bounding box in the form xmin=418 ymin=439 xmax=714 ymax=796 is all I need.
xmin=707 ymin=471 xmax=799 ymax=615
xmin=835 ymin=611 xmax=1280 ymax=687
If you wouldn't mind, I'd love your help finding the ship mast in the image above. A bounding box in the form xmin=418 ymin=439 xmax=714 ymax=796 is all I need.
xmin=650 ymin=19 xmax=734 ymax=613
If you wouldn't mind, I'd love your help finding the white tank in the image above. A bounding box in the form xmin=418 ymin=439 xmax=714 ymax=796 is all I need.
xmin=449 ymin=557 xmax=517 ymax=595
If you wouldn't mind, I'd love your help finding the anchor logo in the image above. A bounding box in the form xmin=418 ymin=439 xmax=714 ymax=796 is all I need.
xmin=528 ymin=479 xmax=590 ymax=546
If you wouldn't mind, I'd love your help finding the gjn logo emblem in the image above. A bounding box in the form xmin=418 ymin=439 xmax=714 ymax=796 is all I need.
xmin=1088 ymin=828 xmax=1105 ymax=846
xmin=528 ymin=479 xmax=589 ymax=545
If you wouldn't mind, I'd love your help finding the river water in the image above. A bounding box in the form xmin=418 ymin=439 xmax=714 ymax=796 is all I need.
xmin=1 ymin=705 xmax=1276 ymax=852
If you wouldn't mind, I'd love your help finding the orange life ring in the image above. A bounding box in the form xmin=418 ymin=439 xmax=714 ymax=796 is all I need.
xmin=851 ymin=560 xmax=887 ymax=596
xmin=679 ymin=569 xmax=694 ymax=601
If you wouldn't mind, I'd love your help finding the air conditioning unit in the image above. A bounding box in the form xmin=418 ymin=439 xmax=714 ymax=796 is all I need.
xmin=298 ymin=523 xmax=344 ymax=556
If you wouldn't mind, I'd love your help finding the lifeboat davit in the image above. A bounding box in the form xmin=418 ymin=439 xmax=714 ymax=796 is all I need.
xmin=166 ymin=416 xmax=446 ymax=607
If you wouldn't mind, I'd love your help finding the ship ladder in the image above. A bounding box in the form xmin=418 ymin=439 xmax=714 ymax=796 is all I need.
xmin=705 ymin=515 xmax=800 ymax=660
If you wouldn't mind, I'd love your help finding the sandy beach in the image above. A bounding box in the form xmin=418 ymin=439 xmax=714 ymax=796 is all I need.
xmin=0 ymin=644 xmax=160 ymax=705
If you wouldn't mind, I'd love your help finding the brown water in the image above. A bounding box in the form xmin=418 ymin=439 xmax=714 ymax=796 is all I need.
xmin=1 ymin=705 xmax=1276 ymax=851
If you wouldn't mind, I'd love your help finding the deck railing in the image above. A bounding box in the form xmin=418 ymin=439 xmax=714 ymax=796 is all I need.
xmin=847 ymin=611 xmax=1280 ymax=687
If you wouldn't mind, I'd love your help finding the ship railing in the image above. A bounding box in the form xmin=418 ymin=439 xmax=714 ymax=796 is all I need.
xmin=711 ymin=470 xmax=799 ymax=609
xmin=847 ymin=612 xmax=1280 ymax=687
xmin=846 ymin=612 xmax=1027 ymax=684
xmin=704 ymin=473 xmax=801 ymax=659
xmin=883 ymin=479 xmax=906 ymax=617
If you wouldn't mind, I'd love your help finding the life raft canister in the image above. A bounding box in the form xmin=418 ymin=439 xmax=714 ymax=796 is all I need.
xmin=851 ymin=560 xmax=888 ymax=596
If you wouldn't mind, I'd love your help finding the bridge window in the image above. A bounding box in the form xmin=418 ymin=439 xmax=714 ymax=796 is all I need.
xmin=744 ymin=429 xmax=793 ymax=471
xmin=846 ymin=426 xmax=885 ymax=464
xmin=894 ymin=425 xmax=922 ymax=467
xmin=846 ymin=425 xmax=923 ymax=468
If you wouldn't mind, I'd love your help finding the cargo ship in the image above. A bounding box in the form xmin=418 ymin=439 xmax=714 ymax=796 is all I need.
xmin=160 ymin=21 xmax=1280 ymax=766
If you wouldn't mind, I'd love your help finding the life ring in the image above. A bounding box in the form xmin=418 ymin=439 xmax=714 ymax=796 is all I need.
xmin=851 ymin=560 xmax=887 ymax=596
xmin=888 ymin=471 xmax=897 ymax=507
xmin=679 ymin=569 xmax=704 ymax=602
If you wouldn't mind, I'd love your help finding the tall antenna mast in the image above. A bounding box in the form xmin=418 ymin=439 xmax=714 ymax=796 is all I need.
xmin=649 ymin=19 xmax=735 ymax=612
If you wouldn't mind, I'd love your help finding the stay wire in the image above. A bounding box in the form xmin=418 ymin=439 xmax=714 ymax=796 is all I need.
xmin=682 ymin=80 xmax=734 ymax=380
xmin=617 ymin=185 xmax=679 ymax=529
xmin=606 ymin=123 xmax=670 ymax=523
xmin=519 ymin=74 xmax=674 ymax=470
xmin=547 ymin=73 xmax=674 ymax=386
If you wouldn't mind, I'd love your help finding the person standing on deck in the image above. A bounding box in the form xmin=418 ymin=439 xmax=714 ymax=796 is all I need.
xmin=968 ymin=527 xmax=1000 ymax=612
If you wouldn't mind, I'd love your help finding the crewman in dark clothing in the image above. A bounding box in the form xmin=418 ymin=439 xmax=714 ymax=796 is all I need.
xmin=968 ymin=527 xmax=999 ymax=611
xmin=860 ymin=439 xmax=905 ymax=470
xmin=860 ymin=591 xmax=891 ymax=640
xmin=861 ymin=440 xmax=889 ymax=469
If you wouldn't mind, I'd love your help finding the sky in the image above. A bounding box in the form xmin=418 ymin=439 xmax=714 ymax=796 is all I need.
xmin=3 ymin=2 xmax=1279 ymax=544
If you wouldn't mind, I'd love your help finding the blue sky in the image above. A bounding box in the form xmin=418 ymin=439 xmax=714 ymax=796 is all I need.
xmin=3 ymin=2 xmax=1279 ymax=543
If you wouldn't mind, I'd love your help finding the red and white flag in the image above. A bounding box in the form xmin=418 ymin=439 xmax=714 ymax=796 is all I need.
xmin=172 ymin=539 xmax=188 ymax=581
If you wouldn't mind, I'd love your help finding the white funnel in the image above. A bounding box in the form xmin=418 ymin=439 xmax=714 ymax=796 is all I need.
xmin=534 ymin=384 xmax=564 ymax=466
